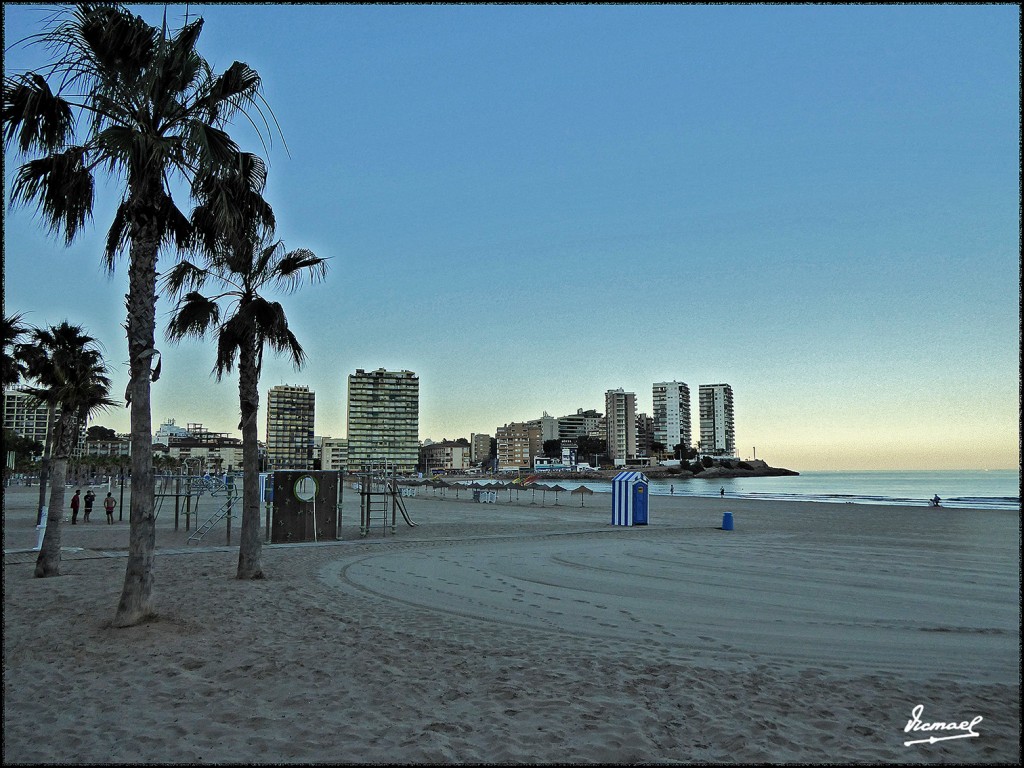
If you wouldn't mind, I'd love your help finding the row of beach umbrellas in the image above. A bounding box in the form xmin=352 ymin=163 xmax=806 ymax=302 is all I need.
xmin=402 ymin=478 xmax=595 ymax=506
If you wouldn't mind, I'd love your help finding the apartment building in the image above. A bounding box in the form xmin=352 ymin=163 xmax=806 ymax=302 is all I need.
xmin=84 ymin=435 xmax=131 ymax=459
xmin=420 ymin=440 xmax=472 ymax=475
xmin=346 ymin=369 xmax=419 ymax=473
xmin=495 ymin=421 xmax=542 ymax=470
xmin=527 ymin=412 xmax=559 ymax=443
xmin=470 ymin=433 xmax=492 ymax=465
xmin=154 ymin=418 xmax=190 ymax=445
xmin=604 ymin=388 xmax=637 ymax=462
xmin=321 ymin=437 xmax=348 ymax=472
xmin=3 ymin=386 xmax=85 ymax=455
xmin=652 ymin=381 xmax=692 ymax=455
xmin=557 ymin=408 xmax=603 ymax=440
xmin=698 ymin=383 xmax=736 ymax=456
xmin=635 ymin=412 xmax=654 ymax=457
xmin=266 ymin=385 xmax=315 ymax=470
xmin=165 ymin=426 xmax=244 ymax=472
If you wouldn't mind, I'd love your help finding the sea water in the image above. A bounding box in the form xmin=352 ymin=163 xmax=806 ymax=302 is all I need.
xmin=516 ymin=470 xmax=1020 ymax=511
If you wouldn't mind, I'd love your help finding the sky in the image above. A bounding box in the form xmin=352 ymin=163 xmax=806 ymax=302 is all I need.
xmin=2 ymin=3 xmax=1020 ymax=471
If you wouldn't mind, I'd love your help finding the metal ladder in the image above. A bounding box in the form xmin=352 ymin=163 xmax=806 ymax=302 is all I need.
xmin=186 ymin=476 xmax=235 ymax=544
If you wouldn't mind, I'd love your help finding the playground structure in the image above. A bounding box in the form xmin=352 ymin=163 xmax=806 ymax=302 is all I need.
xmin=357 ymin=463 xmax=417 ymax=537
xmin=150 ymin=469 xmax=239 ymax=545
xmin=269 ymin=470 xmax=342 ymax=543
xmin=148 ymin=461 xmax=419 ymax=545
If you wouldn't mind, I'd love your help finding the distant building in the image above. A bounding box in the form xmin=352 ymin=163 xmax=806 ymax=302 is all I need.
xmin=604 ymin=388 xmax=637 ymax=462
xmin=154 ymin=418 xmax=190 ymax=445
xmin=166 ymin=423 xmax=244 ymax=472
xmin=699 ymin=383 xmax=735 ymax=457
xmin=557 ymin=408 xmax=603 ymax=440
xmin=635 ymin=412 xmax=654 ymax=457
xmin=266 ymin=385 xmax=315 ymax=470
xmin=321 ymin=437 xmax=348 ymax=472
xmin=652 ymin=381 xmax=692 ymax=456
xmin=3 ymin=386 xmax=85 ymax=456
xmin=346 ymin=369 xmax=419 ymax=473
xmin=527 ymin=412 xmax=559 ymax=443
xmin=420 ymin=440 xmax=472 ymax=475
xmin=84 ymin=434 xmax=131 ymax=459
xmin=496 ymin=421 xmax=542 ymax=470
xmin=470 ymin=433 xmax=492 ymax=465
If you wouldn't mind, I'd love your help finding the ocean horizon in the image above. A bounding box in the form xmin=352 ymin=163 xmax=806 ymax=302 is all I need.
xmin=455 ymin=469 xmax=1020 ymax=511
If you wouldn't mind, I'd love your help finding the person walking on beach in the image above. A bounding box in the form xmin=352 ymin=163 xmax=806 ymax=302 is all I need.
xmin=103 ymin=492 xmax=116 ymax=524
xmin=670 ymin=485 xmax=674 ymax=495
xmin=70 ymin=489 xmax=81 ymax=524
xmin=720 ymin=487 xmax=725 ymax=498
xmin=83 ymin=488 xmax=96 ymax=523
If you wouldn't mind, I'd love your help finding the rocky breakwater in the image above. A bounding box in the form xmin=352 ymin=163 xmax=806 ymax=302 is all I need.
xmin=644 ymin=459 xmax=799 ymax=480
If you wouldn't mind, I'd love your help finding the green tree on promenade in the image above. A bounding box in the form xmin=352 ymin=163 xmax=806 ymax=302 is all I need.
xmin=19 ymin=322 xmax=113 ymax=577
xmin=3 ymin=5 xmax=276 ymax=624
xmin=164 ymin=236 xmax=327 ymax=579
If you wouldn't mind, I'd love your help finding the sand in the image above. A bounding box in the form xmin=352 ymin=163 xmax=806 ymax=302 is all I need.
xmin=2 ymin=481 xmax=1019 ymax=763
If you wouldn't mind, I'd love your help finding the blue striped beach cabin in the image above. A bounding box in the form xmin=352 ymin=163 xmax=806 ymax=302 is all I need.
xmin=611 ymin=471 xmax=649 ymax=526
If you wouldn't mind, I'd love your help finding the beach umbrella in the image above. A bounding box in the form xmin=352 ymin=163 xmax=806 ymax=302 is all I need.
xmin=525 ymin=482 xmax=541 ymax=504
xmin=571 ymin=485 xmax=595 ymax=507
xmin=549 ymin=484 xmax=567 ymax=505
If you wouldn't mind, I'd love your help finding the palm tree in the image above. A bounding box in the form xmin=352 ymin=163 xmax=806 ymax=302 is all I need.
xmin=20 ymin=323 xmax=114 ymax=576
xmin=1 ymin=313 xmax=30 ymax=388
xmin=3 ymin=5 xmax=277 ymax=625
xmin=165 ymin=238 xmax=327 ymax=579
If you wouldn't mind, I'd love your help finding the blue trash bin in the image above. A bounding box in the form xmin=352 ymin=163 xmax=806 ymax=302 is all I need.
xmin=722 ymin=511 xmax=734 ymax=530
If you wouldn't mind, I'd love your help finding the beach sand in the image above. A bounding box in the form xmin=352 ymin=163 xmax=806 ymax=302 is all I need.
xmin=2 ymin=482 xmax=1019 ymax=763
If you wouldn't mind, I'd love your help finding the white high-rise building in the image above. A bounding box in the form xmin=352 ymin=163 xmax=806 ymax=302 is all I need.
xmin=346 ymin=369 xmax=419 ymax=473
xmin=604 ymin=388 xmax=637 ymax=462
xmin=698 ymin=384 xmax=735 ymax=457
xmin=652 ymin=381 xmax=691 ymax=455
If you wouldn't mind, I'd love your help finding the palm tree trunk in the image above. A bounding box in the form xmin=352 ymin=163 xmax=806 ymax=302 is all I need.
xmin=236 ymin=333 xmax=264 ymax=579
xmin=34 ymin=410 xmax=75 ymax=577
xmin=35 ymin=401 xmax=56 ymax=526
xmin=113 ymin=201 xmax=161 ymax=626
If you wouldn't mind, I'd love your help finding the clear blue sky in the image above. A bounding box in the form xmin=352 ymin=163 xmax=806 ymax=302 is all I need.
xmin=3 ymin=3 xmax=1019 ymax=470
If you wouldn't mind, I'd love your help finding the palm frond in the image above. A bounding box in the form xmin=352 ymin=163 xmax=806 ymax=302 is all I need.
xmin=272 ymin=248 xmax=329 ymax=293
xmin=104 ymin=198 xmax=131 ymax=268
xmin=11 ymin=148 xmax=95 ymax=245
xmin=187 ymin=120 xmax=240 ymax=174
xmin=162 ymin=260 xmax=211 ymax=296
xmin=213 ymin=312 xmax=249 ymax=378
xmin=248 ymin=298 xmax=306 ymax=371
xmin=1 ymin=73 xmax=75 ymax=155
xmin=165 ymin=291 xmax=220 ymax=342
xmin=74 ymin=3 xmax=157 ymax=84
xmin=202 ymin=61 xmax=261 ymax=118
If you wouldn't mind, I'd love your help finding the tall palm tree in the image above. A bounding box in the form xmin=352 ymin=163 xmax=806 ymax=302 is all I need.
xmin=3 ymin=4 xmax=276 ymax=625
xmin=20 ymin=323 xmax=114 ymax=576
xmin=165 ymin=238 xmax=327 ymax=579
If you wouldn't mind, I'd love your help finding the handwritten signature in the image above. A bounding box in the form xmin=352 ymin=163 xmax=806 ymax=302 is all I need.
xmin=904 ymin=704 xmax=983 ymax=747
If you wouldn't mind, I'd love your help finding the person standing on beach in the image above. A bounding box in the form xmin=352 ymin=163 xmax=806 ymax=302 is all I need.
xmin=83 ymin=488 xmax=96 ymax=523
xmin=70 ymin=489 xmax=81 ymax=525
xmin=103 ymin=492 xmax=116 ymax=524
xmin=670 ymin=485 xmax=674 ymax=495
xmin=720 ymin=487 xmax=725 ymax=497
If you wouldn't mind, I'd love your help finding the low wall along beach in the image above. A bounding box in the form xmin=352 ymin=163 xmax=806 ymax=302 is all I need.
xmin=2 ymin=482 xmax=1019 ymax=763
